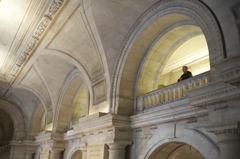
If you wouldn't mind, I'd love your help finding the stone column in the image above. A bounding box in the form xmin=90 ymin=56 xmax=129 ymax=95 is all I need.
xmin=218 ymin=129 xmax=240 ymax=159
xmin=39 ymin=149 xmax=50 ymax=159
xmin=80 ymin=146 xmax=87 ymax=159
xmin=9 ymin=140 xmax=25 ymax=159
xmin=108 ymin=144 xmax=126 ymax=159
xmin=50 ymin=149 xmax=63 ymax=159
xmin=23 ymin=140 xmax=36 ymax=159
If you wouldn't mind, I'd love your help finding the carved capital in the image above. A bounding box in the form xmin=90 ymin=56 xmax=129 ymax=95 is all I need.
xmin=108 ymin=143 xmax=127 ymax=150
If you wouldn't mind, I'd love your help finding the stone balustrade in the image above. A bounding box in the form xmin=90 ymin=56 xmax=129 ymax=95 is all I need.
xmin=0 ymin=144 xmax=10 ymax=155
xmin=137 ymin=71 xmax=210 ymax=111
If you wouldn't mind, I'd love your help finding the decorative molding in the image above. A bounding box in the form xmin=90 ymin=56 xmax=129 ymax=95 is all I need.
xmin=189 ymin=86 xmax=240 ymax=107
xmin=187 ymin=119 xmax=197 ymax=124
xmin=219 ymin=66 xmax=240 ymax=86
xmin=215 ymin=128 xmax=240 ymax=135
xmin=214 ymin=106 xmax=228 ymax=111
xmin=7 ymin=0 xmax=70 ymax=83
xmin=131 ymin=107 xmax=208 ymax=128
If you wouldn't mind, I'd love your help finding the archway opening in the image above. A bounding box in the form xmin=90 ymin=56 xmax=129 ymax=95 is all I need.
xmin=137 ymin=27 xmax=210 ymax=96
xmin=158 ymin=34 xmax=210 ymax=86
xmin=70 ymin=150 xmax=82 ymax=159
xmin=149 ymin=142 xmax=205 ymax=159
xmin=0 ymin=109 xmax=14 ymax=146
xmin=55 ymin=74 xmax=89 ymax=133
xmin=115 ymin=0 xmax=224 ymax=116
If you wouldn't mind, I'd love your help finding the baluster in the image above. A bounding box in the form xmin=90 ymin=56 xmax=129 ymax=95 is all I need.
xmin=151 ymin=95 xmax=155 ymax=106
xmin=192 ymin=81 xmax=196 ymax=88
xmin=168 ymin=89 xmax=171 ymax=101
xmin=172 ymin=89 xmax=175 ymax=101
xmin=197 ymin=79 xmax=201 ymax=86
xmin=144 ymin=97 xmax=147 ymax=108
xmin=164 ymin=91 xmax=168 ymax=102
xmin=148 ymin=96 xmax=151 ymax=107
xmin=186 ymin=83 xmax=190 ymax=90
xmin=182 ymin=85 xmax=185 ymax=97
xmin=203 ymin=78 xmax=208 ymax=85
xmin=155 ymin=94 xmax=159 ymax=105
xmin=159 ymin=93 xmax=163 ymax=104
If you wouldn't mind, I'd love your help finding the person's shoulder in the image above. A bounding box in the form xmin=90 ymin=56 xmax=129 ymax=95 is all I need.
xmin=187 ymin=71 xmax=192 ymax=76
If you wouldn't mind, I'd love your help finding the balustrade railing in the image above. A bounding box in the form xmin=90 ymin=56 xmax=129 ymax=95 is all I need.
xmin=137 ymin=71 xmax=210 ymax=111
xmin=0 ymin=144 xmax=10 ymax=155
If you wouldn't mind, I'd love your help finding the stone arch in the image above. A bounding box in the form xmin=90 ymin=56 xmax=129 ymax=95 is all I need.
xmin=53 ymin=67 xmax=91 ymax=133
xmin=0 ymin=99 xmax=27 ymax=139
xmin=136 ymin=23 xmax=205 ymax=96
xmin=148 ymin=142 xmax=205 ymax=159
xmin=111 ymin=0 xmax=225 ymax=115
xmin=12 ymin=85 xmax=51 ymax=129
xmin=69 ymin=149 xmax=82 ymax=159
xmin=139 ymin=129 xmax=220 ymax=159
xmin=65 ymin=147 xmax=83 ymax=159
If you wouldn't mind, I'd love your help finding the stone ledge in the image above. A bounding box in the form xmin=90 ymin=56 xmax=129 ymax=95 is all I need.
xmin=131 ymin=106 xmax=208 ymax=128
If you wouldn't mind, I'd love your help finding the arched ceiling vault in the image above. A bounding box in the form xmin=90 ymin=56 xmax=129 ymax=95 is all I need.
xmin=0 ymin=0 xmax=110 ymax=123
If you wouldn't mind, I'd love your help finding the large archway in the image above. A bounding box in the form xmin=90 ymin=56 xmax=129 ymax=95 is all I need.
xmin=149 ymin=142 xmax=204 ymax=159
xmin=136 ymin=25 xmax=210 ymax=96
xmin=111 ymin=0 xmax=225 ymax=115
xmin=53 ymin=68 xmax=90 ymax=133
xmin=137 ymin=128 xmax=220 ymax=159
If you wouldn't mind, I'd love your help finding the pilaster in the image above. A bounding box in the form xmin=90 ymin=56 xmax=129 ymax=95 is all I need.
xmin=23 ymin=140 xmax=36 ymax=159
xmin=9 ymin=140 xmax=25 ymax=159
xmin=108 ymin=143 xmax=127 ymax=159
xmin=35 ymin=131 xmax=65 ymax=159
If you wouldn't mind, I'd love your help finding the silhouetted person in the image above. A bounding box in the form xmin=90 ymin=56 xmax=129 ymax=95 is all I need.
xmin=178 ymin=66 xmax=192 ymax=82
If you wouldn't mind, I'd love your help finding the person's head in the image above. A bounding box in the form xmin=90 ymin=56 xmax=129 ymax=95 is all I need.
xmin=182 ymin=66 xmax=188 ymax=73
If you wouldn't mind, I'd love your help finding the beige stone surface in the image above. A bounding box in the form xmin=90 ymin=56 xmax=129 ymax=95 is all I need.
xmin=0 ymin=0 xmax=239 ymax=159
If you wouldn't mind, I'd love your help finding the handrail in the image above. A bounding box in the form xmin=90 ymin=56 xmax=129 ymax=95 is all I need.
xmin=136 ymin=71 xmax=210 ymax=111
xmin=0 ymin=144 xmax=10 ymax=155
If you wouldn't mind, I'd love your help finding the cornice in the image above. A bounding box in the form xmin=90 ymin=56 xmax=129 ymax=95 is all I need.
xmin=205 ymin=123 xmax=240 ymax=135
xmin=219 ymin=66 xmax=240 ymax=86
xmin=6 ymin=0 xmax=69 ymax=83
xmin=188 ymin=82 xmax=240 ymax=107
xmin=72 ymin=114 xmax=131 ymax=133
xmin=35 ymin=131 xmax=63 ymax=144
xmin=131 ymin=107 xmax=208 ymax=128
xmin=64 ymin=114 xmax=132 ymax=143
